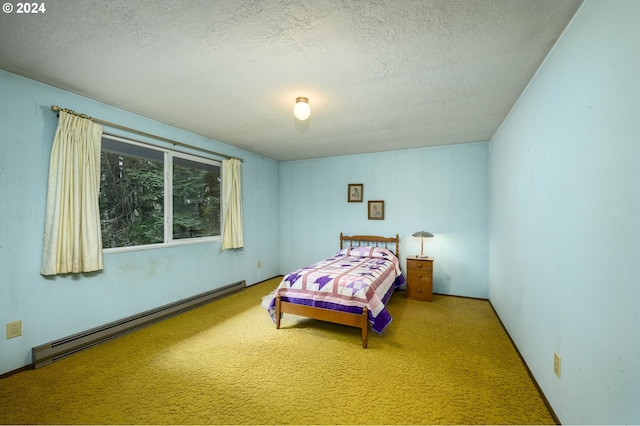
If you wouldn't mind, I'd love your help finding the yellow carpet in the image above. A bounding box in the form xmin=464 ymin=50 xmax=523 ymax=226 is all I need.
xmin=0 ymin=277 xmax=554 ymax=425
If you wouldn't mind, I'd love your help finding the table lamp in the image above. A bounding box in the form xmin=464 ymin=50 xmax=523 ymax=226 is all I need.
xmin=412 ymin=231 xmax=434 ymax=258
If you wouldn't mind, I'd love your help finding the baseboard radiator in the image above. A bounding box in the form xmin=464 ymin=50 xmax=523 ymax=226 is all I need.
xmin=32 ymin=280 xmax=246 ymax=369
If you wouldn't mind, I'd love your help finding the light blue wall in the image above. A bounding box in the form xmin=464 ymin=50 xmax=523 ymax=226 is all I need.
xmin=489 ymin=1 xmax=640 ymax=424
xmin=279 ymin=142 xmax=490 ymax=299
xmin=0 ymin=70 xmax=280 ymax=375
xmin=9 ymin=3 xmax=638 ymax=421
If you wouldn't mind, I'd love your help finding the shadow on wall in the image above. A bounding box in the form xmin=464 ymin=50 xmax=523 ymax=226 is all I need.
xmin=433 ymin=262 xmax=452 ymax=295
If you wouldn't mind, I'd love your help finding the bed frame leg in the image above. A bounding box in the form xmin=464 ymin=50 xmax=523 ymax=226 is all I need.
xmin=362 ymin=307 xmax=369 ymax=348
xmin=275 ymin=294 xmax=282 ymax=329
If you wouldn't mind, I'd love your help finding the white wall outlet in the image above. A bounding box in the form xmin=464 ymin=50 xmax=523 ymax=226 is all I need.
xmin=6 ymin=320 xmax=22 ymax=339
xmin=257 ymin=261 xmax=261 ymax=269
xmin=553 ymin=352 xmax=561 ymax=378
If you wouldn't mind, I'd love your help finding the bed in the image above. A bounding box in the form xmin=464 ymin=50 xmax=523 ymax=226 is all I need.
xmin=266 ymin=233 xmax=405 ymax=348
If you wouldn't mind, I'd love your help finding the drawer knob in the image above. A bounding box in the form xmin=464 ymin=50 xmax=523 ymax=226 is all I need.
xmin=417 ymin=273 xmax=422 ymax=278
xmin=417 ymin=287 xmax=422 ymax=293
xmin=417 ymin=263 xmax=423 ymax=268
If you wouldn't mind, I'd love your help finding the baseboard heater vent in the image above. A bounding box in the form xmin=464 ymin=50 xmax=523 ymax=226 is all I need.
xmin=32 ymin=280 xmax=246 ymax=369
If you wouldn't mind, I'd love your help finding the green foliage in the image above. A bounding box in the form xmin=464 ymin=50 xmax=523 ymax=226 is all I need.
xmin=172 ymin=165 xmax=221 ymax=239
xmin=99 ymin=151 xmax=220 ymax=249
xmin=99 ymin=152 xmax=164 ymax=248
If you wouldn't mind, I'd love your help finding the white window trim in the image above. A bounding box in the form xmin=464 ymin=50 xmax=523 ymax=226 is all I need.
xmin=101 ymin=134 xmax=222 ymax=254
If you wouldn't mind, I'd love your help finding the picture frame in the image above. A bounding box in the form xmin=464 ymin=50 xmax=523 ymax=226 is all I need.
xmin=368 ymin=200 xmax=385 ymax=220
xmin=348 ymin=184 xmax=363 ymax=202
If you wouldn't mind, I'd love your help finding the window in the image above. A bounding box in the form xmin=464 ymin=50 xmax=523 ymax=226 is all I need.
xmin=172 ymin=156 xmax=221 ymax=239
xmin=99 ymin=135 xmax=221 ymax=249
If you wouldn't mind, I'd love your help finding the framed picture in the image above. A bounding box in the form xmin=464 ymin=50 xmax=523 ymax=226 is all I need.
xmin=348 ymin=184 xmax=363 ymax=202
xmin=368 ymin=200 xmax=385 ymax=220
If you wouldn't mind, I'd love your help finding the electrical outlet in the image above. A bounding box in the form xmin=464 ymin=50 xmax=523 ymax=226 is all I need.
xmin=257 ymin=261 xmax=261 ymax=269
xmin=6 ymin=320 xmax=22 ymax=339
xmin=553 ymin=352 xmax=561 ymax=378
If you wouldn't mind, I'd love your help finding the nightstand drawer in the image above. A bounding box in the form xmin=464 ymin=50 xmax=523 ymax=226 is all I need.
xmin=405 ymin=276 xmax=433 ymax=301
xmin=407 ymin=259 xmax=433 ymax=272
xmin=407 ymin=269 xmax=432 ymax=283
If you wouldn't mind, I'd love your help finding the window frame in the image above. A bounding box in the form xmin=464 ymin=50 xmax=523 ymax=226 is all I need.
xmin=101 ymin=134 xmax=222 ymax=254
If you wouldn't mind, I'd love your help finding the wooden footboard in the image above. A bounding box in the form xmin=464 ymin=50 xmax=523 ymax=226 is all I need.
xmin=275 ymin=294 xmax=369 ymax=348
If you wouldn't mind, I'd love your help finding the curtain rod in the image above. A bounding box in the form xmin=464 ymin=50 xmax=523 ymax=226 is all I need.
xmin=50 ymin=105 xmax=243 ymax=162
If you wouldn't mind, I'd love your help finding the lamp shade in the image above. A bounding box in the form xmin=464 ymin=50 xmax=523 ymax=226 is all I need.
xmin=293 ymin=97 xmax=311 ymax=120
xmin=412 ymin=231 xmax=434 ymax=238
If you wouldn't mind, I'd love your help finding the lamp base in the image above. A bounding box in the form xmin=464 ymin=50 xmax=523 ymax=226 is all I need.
xmin=416 ymin=254 xmax=431 ymax=259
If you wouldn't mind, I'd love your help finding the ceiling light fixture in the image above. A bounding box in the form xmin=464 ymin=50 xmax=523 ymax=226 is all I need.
xmin=293 ymin=97 xmax=311 ymax=121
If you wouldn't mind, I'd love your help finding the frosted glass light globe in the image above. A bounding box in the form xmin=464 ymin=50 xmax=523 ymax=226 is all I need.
xmin=293 ymin=97 xmax=311 ymax=120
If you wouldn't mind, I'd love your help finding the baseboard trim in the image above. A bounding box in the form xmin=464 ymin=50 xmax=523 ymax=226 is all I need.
xmin=429 ymin=294 xmax=560 ymax=424
xmin=488 ymin=300 xmax=561 ymax=425
xmin=32 ymin=280 xmax=246 ymax=369
xmin=0 ymin=365 xmax=31 ymax=380
xmin=249 ymin=275 xmax=283 ymax=286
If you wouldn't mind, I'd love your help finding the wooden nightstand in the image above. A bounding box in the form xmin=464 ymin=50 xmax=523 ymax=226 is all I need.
xmin=406 ymin=256 xmax=434 ymax=302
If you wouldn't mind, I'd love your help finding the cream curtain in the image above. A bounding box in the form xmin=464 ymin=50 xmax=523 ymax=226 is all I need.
xmin=220 ymin=158 xmax=244 ymax=250
xmin=41 ymin=111 xmax=104 ymax=275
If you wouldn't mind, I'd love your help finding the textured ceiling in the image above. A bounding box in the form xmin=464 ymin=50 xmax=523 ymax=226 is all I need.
xmin=0 ymin=0 xmax=582 ymax=161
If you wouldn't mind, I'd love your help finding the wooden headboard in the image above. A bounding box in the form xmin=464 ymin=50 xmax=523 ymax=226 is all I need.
xmin=339 ymin=232 xmax=400 ymax=258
